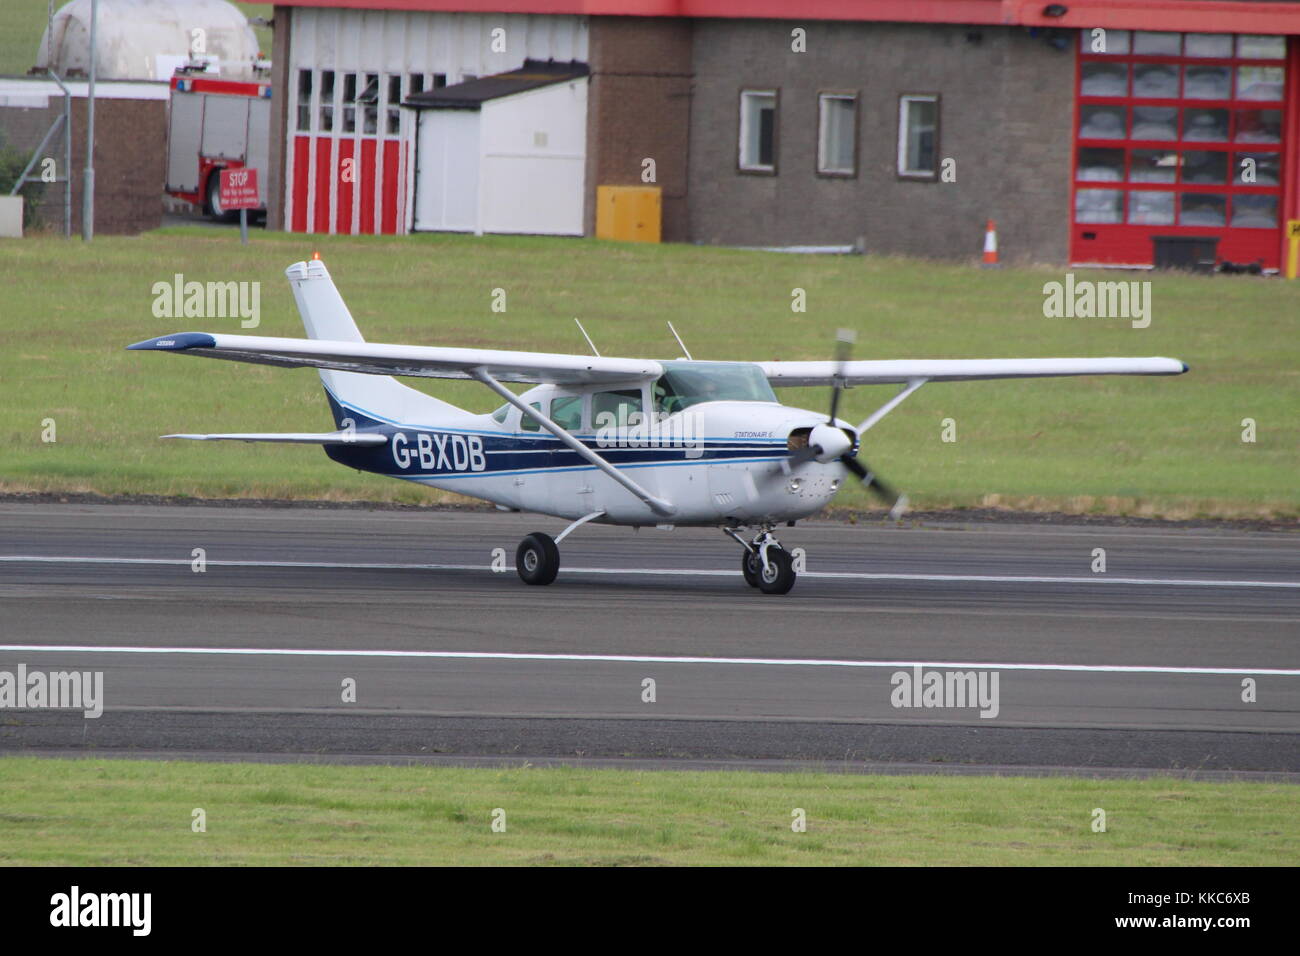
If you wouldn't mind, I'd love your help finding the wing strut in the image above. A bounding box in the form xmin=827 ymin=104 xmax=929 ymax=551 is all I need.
xmin=855 ymin=378 xmax=928 ymax=435
xmin=470 ymin=368 xmax=677 ymax=518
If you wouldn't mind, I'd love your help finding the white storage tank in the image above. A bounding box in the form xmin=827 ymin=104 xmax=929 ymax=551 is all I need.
xmin=35 ymin=0 xmax=259 ymax=81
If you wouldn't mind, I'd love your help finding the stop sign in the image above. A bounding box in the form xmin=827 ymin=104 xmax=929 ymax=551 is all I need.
xmin=219 ymin=168 xmax=259 ymax=210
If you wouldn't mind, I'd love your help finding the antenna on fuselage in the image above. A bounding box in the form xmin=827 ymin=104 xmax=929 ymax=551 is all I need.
xmin=667 ymin=322 xmax=693 ymax=361
xmin=574 ymin=318 xmax=600 ymax=357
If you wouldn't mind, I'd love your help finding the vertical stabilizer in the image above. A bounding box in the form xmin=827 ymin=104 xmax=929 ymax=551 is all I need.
xmin=284 ymin=258 xmax=465 ymax=426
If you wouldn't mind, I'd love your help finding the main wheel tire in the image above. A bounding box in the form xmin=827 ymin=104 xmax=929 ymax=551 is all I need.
xmin=516 ymin=532 xmax=560 ymax=586
xmin=757 ymin=547 xmax=796 ymax=595
xmin=741 ymin=550 xmax=762 ymax=587
xmin=205 ymin=169 xmax=237 ymax=222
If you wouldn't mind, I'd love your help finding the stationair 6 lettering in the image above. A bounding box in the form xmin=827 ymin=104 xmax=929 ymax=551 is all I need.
xmin=391 ymin=432 xmax=486 ymax=472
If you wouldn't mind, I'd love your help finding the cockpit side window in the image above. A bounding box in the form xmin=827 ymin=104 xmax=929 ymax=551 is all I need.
xmin=491 ymin=405 xmax=509 ymax=424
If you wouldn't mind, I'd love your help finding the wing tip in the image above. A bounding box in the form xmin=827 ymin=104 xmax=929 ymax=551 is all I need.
xmin=126 ymin=332 xmax=217 ymax=352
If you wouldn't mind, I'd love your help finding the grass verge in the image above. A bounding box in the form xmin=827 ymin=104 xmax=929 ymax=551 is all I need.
xmin=0 ymin=757 xmax=1294 ymax=865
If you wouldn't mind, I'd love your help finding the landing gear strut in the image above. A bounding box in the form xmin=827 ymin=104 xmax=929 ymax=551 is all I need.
xmin=514 ymin=511 xmax=605 ymax=586
xmin=727 ymin=526 xmax=797 ymax=595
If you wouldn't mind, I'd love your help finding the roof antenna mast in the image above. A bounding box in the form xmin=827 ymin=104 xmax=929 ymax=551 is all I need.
xmin=574 ymin=318 xmax=600 ymax=357
xmin=667 ymin=322 xmax=693 ymax=361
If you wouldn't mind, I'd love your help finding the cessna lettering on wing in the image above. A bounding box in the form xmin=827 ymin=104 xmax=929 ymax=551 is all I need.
xmin=391 ymin=431 xmax=486 ymax=472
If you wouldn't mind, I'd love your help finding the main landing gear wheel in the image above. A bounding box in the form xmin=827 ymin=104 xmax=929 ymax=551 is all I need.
xmin=516 ymin=532 xmax=560 ymax=586
xmin=757 ymin=547 xmax=796 ymax=595
xmin=741 ymin=550 xmax=762 ymax=588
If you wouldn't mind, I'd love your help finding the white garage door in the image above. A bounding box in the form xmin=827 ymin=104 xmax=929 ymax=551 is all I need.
xmin=413 ymin=110 xmax=481 ymax=233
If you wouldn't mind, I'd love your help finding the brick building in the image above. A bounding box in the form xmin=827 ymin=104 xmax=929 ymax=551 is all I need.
xmin=0 ymin=78 xmax=168 ymax=235
xmin=267 ymin=0 xmax=1300 ymax=269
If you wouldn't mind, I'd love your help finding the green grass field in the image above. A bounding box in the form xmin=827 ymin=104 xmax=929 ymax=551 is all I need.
xmin=0 ymin=1 xmax=274 ymax=77
xmin=0 ymin=757 xmax=1293 ymax=865
xmin=2 ymin=228 xmax=1296 ymax=517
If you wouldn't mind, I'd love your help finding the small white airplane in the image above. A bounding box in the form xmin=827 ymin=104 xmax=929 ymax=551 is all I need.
xmin=129 ymin=258 xmax=1188 ymax=594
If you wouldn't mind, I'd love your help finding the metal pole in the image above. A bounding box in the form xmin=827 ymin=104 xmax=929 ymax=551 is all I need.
xmin=55 ymin=71 xmax=71 ymax=237
xmin=81 ymin=0 xmax=97 ymax=240
xmin=239 ymin=207 xmax=248 ymax=245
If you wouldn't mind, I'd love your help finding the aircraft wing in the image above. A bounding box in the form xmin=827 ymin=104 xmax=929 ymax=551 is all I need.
xmin=127 ymin=332 xmax=662 ymax=386
xmin=758 ymin=357 xmax=1188 ymax=387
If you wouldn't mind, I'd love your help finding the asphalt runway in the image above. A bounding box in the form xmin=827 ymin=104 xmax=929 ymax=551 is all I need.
xmin=1 ymin=502 xmax=1297 ymax=777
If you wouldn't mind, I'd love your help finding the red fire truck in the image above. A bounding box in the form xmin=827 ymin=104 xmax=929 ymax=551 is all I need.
xmin=165 ymin=72 xmax=271 ymax=220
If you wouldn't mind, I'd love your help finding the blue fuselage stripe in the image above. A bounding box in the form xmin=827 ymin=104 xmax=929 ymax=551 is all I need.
xmin=322 ymin=391 xmax=788 ymax=479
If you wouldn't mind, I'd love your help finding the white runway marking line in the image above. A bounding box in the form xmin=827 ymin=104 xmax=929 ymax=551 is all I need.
xmin=2 ymin=554 xmax=1299 ymax=589
xmin=0 ymin=644 xmax=1297 ymax=676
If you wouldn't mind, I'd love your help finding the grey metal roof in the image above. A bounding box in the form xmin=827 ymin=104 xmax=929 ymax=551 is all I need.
xmin=403 ymin=58 xmax=589 ymax=111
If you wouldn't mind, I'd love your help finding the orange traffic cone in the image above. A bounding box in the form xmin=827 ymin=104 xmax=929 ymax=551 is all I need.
xmin=982 ymin=219 xmax=1000 ymax=268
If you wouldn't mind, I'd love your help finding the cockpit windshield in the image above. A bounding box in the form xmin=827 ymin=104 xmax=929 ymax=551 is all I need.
xmin=653 ymin=362 xmax=778 ymax=414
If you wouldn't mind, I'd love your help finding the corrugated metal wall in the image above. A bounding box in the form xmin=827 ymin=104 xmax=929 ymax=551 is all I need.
xmin=285 ymin=8 xmax=588 ymax=235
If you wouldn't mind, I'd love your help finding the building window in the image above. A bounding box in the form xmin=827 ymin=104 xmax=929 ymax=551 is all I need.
xmin=738 ymin=89 xmax=777 ymax=173
xmin=897 ymin=94 xmax=938 ymax=178
xmin=817 ymin=93 xmax=857 ymax=176
xmin=409 ymin=73 xmax=424 ymax=95
xmin=359 ymin=73 xmax=380 ymax=135
xmin=318 ymin=70 xmax=335 ymax=132
xmin=342 ymin=73 xmax=357 ymax=133
xmin=296 ymin=69 xmax=312 ymax=131
xmin=386 ymin=75 xmax=402 ymax=136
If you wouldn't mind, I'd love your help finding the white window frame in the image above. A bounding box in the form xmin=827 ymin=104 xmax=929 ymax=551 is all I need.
xmin=817 ymin=92 xmax=857 ymax=176
xmin=738 ymin=89 xmax=778 ymax=173
xmin=897 ymin=93 xmax=939 ymax=179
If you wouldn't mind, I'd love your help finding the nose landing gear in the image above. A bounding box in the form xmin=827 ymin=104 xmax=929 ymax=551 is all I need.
xmin=728 ymin=527 xmax=797 ymax=595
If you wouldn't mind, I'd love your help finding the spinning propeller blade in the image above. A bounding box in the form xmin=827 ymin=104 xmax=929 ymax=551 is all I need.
xmin=827 ymin=329 xmax=908 ymax=519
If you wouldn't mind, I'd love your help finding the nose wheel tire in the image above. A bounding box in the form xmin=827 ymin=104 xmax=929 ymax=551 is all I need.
xmin=756 ymin=547 xmax=796 ymax=595
xmin=516 ymin=532 xmax=560 ymax=586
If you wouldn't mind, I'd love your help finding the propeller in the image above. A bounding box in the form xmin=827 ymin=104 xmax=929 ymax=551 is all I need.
xmin=825 ymin=328 xmax=909 ymax=520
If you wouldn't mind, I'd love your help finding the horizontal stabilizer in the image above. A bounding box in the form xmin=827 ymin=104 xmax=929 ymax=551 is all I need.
xmin=161 ymin=431 xmax=387 ymax=445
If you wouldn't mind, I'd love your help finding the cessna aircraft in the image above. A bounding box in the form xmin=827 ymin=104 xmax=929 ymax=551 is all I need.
xmin=128 ymin=258 xmax=1187 ymax=594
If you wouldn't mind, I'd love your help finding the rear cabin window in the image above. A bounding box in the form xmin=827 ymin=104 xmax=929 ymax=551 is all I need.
xmin=520 ymin=401 xmax=543 ymax=432
xmin=551 ymin=395 xmax=583 ymax=431
xmin=592 ymin=389 xmax=643 ymax=429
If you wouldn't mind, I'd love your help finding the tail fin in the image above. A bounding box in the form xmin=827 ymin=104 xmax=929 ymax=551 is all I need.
xmin=285 ymin=258 xmax=465 ymax=427
xmin=287 ymin=257 xmax=366 ymax=343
